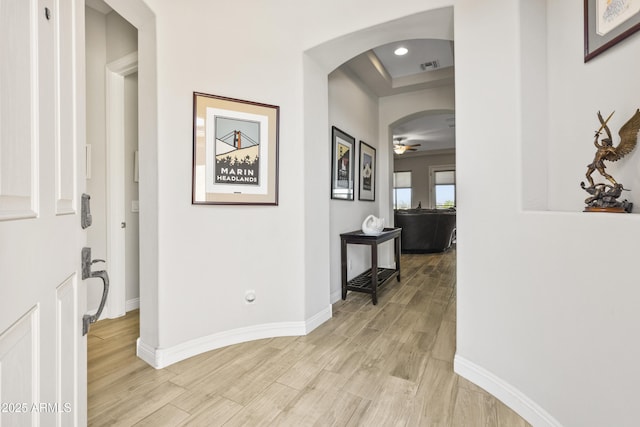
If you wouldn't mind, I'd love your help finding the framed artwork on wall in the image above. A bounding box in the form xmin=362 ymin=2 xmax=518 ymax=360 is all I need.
xmin=192 ymin=92 xmax=279 ymax=205
xmin=358 ymin=141 xmax=376 ymax=201
xmin=331 ymin=126 xmax=355 ymax=200
xmin=584 ymin=0 xmax=640 ymax=61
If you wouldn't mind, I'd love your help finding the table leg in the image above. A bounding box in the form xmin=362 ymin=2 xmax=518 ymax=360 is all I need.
xmin=341 ymin=238 xmax=347 ymax=300
xmin=395 ymin=235 xmax=401 ymax=281
xmin=371 ymin=243 xmax=378 ymax=305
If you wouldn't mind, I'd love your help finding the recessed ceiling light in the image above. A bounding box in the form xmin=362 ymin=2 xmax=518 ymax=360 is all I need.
xmin=394 ymin=47 xmax=408 ymax=56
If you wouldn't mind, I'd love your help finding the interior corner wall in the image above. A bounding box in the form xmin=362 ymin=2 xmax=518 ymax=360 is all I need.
xmin=303 ymin=53 xmax=331 ymax=319
xmin=328 ymin=68 xmax=382 ymax=302
xmin=519 ymin=0 xmax=548 ymax=211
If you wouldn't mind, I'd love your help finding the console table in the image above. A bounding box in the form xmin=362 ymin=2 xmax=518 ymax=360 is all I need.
xmin=340 ymin=227 xmax=401 ymax=305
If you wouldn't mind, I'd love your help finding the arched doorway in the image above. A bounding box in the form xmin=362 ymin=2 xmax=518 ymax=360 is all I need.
xmin=301 ymin=7 xmax=455 ymax=311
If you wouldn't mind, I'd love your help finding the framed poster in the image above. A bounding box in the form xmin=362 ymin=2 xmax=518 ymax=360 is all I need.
xmin=192 ymin=92 xmax=279 ymax=205
xmin=585 ymin=0 xmax=640 ymax=61
xmin=358 ymin=141 xmax=376 ymax=201
xmin=331 ymin=126 xmax=355 ymax=200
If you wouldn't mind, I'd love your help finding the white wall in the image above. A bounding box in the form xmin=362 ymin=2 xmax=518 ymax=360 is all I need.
xmin=85 ymin=7 xmax=139 ymax=312
xmin=394 ymin=152 xmax=455 ymax=208
xmin=106 ymin=11 xmax=137 ymax=63
xmin=328 ymin=68 xmax=382 ymax=302
xmin=547 ymin=1 xmax=640 ymax=212
xmin=85 ymin=7 xmax=107 ymax=311
xmin=124 ymin=73 xmax=140 ymax=304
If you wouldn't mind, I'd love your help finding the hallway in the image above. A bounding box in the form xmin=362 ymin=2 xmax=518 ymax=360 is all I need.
xmin=88 ymin=249 xmax=531 ymax=426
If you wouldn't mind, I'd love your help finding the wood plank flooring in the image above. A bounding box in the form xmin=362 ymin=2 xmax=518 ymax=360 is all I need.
xmin=88 ymin=249 xmax=531 ymax=426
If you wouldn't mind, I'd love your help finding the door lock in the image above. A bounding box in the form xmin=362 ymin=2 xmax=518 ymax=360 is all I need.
xmin=81 ymin=193 xmax=92 ymax=229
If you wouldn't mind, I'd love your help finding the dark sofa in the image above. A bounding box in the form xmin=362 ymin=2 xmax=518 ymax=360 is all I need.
xmin=394 ymin=208 xmax=456 ymax=253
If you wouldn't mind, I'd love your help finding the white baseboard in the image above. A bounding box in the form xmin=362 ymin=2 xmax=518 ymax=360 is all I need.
xmin=454 ymin=354 xmax=563 ymax=427
xmin=126 ymin=297 xmax=140 ymax=312
xmin=136 ymin=337 xmax=158 ymax=368
xmin=137 ymin=306 xmax=333 ymax=369
xmin=304 ymin=305 xmax=332 ymax=333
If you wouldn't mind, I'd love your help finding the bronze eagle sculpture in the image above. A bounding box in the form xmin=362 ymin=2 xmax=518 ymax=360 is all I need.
xmin=584 ymin=109 xmax=640 ymax=188
xmin=581 ymin=109 xmax=640 ymax=212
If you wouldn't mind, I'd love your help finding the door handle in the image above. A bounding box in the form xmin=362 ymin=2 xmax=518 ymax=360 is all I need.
xmin=81 ymin=247 xmax=110 ymax=335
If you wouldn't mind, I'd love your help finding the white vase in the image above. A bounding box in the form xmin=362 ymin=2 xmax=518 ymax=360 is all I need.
xmin=362 ymin=215 xmax=384 ymax=235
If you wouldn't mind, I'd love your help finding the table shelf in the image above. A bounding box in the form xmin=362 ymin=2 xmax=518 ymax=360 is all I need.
xmin=346 ymin=267 xmax=398 ymax=294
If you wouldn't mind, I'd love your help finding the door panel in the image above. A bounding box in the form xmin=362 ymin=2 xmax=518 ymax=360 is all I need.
xmin=0 ymin=0 xmax=38 ymax=220
xmin=54 ymin=0 xmax=77 ymax=215
xmin=0 ymin=307 xmax=39 ymax=426
xmin=0 ymin=0 xmax=86 ymax=425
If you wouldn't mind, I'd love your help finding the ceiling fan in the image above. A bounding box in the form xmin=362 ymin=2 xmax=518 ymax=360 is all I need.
xmin=393 ymin=137 xmax=421 ymax=154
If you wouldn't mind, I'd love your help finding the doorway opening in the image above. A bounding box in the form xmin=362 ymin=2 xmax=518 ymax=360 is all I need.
xmin=85 ymin=1 xmax=139 ymax=322
xmin=316 ymin=8 xmax=457 ymax=306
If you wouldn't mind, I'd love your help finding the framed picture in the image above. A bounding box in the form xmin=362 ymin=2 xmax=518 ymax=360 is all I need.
xmin=331 ymin=126 xmax=355 ymax=200
xmin=192 ymin=92 xmax=279 ymax=205
xmin=584 ymin=0 xmax=640 ymax=62
xmin=358 ymin=141 xmax=376 ymax=201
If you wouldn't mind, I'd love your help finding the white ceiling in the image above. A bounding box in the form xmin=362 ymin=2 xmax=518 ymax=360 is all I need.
xmin=393 ymin=112 xmax=455 ymax=153
xmin=372 ymin=39 xmax=454 ymax=79
xmin=341 ymin=38 xmax=455 ymax=157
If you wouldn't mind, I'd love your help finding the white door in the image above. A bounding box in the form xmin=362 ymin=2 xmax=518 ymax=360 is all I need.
xmin=0 ymin=0 xmax=88 ymax=425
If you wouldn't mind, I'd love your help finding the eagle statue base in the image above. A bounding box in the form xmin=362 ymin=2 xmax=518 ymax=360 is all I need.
xmin=581 ymin=182 xmax=632 ymax=213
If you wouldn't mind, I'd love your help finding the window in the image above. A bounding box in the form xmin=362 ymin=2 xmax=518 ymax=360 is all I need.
xmin=393 ymin=171 xmax=412 ymax=209
xmin=434 ymin=169 xmax=455 ymax=209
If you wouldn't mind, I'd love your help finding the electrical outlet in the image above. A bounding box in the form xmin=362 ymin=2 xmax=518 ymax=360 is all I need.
xmin=348 ymin=260 xmax=352 ymax=270
xmin=245 ymin=290 xmax=256 ymax=304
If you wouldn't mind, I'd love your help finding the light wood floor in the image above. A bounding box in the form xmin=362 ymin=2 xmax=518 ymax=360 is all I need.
xmin=88 ymin=249 xmax=531 ymax=426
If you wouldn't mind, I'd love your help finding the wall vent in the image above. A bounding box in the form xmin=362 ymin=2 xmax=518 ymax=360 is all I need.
xmin=420 ymin=60 xmax=440 ymax=71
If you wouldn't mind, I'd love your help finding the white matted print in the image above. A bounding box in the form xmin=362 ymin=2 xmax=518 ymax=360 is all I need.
xmin=193 ymin=92 xmax=279 ymax=205
xmin=585 ymin=0 xmax=640 ymax=61
xmin=358 ymin=141 xmax=376 ymax=201
xmin=597 ymin=0 xmax=640 ymax=35
xmin=331 ymin=126 xmax=355 ymax=200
